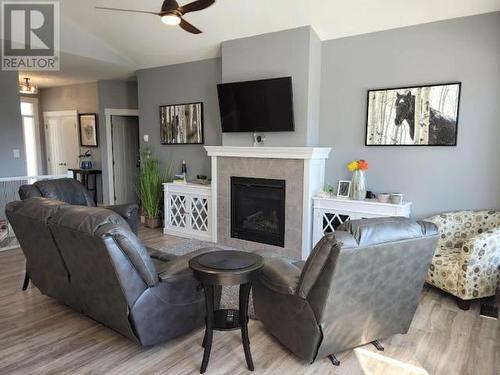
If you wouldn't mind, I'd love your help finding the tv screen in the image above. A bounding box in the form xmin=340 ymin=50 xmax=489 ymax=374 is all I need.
xmin=217 ymin=77 xmax=294 ymax=133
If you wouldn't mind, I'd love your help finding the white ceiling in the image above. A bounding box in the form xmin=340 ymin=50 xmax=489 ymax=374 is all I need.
xmin=19 ymin=0 xmax=500 ymax=87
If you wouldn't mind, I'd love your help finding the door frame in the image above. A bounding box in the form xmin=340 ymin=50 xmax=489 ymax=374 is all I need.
xmin=43 ymin=110 xmax=78 ymax=175
xmin=104 ymin=109 xmax=139 ymax=205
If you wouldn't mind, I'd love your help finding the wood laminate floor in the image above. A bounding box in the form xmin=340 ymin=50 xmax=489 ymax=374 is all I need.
xmin=0 ymin=226 xmax=498 ymax=375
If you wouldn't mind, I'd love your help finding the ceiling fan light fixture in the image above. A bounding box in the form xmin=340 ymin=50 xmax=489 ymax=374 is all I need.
xmin=161 ymin=14 xmax=181 ymax=25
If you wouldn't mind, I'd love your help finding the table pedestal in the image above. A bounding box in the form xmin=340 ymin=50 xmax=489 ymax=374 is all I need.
xmin=200 ymin=283 xmax=253 ymax=374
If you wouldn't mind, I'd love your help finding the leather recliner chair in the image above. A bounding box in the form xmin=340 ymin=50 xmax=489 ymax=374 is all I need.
xmin=18 ymin=178 xmax=139 ymax=234
xmin=252 ymin=217 xmax=439 ymax=365
xmin=6 ymin=198 xmax=214 ymax=346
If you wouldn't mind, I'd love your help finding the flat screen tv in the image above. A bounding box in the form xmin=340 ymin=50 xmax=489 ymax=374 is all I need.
xmin=217 ymin=77 xmax=294 ymax=132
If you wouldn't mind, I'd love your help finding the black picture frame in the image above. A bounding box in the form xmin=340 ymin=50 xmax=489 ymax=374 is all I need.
xmin=78 ymin=113 xmax=98 ymax=147
xmin=365 ymin=82 xmax=461 ymax=146
xmin=160 ymin=102 xmax=204 ymax=145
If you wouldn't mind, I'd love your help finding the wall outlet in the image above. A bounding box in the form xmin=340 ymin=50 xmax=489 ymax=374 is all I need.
xmin=143 ymin=134 xmax=149 ymax=142
xmin=13 ymin=149 xmax=20 ymax=159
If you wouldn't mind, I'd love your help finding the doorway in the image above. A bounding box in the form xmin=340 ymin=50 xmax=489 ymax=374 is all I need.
xmin=111 ymin=115 xmax=139 ymax=204
xmin=43 ymin=111 xmax=80 ymax=175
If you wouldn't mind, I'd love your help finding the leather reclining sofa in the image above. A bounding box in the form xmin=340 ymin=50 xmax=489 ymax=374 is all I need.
xmin=6 ymin=197 xmax=215 ymax=346
xmin=19 ymin=178 xmax=139 ymax=234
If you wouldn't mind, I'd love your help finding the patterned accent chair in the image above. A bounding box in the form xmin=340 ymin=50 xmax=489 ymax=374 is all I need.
xmin=425 ymin=210 xmax=500 ymax=310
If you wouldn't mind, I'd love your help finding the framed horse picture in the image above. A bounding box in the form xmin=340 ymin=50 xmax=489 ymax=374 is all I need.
xmin=365 ymin=83 xmax=461 ymax=146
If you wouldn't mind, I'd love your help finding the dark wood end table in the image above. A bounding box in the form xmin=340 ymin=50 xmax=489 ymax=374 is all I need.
xmin=189 ymin=250 xmax=264 ymax=374
xmin=68 ymin=168 xmax=102 ymax=204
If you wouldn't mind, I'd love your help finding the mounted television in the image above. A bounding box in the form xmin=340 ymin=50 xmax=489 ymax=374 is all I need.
xmin=217 ymin=77 xmax=294 ymax=133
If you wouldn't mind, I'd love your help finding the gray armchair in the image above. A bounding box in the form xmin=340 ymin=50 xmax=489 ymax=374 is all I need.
xmin=19 ymin=178 xmax=139 ymax=234
xmin=252 ymin=217 xmax=439 ymax=366
xmin=6 ymin=198 xmax=214 ymax=346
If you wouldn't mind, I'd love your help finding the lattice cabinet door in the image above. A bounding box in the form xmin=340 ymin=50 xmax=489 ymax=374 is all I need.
xmin=169 ymin=194 xmax=187 ymax=229
xmin=164 ymin=183 xmax=213 ymax=242
xmin=189 ymin=196 xmax=209 ymax=233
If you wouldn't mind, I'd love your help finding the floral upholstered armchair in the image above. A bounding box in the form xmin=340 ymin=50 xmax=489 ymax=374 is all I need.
xmin=424 ymin=210 xmax=500 ymax=310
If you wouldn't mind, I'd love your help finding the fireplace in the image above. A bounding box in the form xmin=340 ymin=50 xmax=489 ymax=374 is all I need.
xmin=231 ymin=176 xmax=286 ymax=247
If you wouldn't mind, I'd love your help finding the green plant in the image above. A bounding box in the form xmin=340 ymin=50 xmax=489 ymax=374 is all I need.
xmin=137 ymin=149 xmax=172 ymax=218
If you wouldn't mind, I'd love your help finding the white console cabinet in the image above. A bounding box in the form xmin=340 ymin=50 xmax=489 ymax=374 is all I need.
xmin=313 ymin=196 xmax=412 ymax=247
xmin=163 ymin=183 xmax=213 ymax=242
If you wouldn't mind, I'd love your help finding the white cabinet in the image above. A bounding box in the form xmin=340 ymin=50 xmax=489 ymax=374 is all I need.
xmin=313 ymin=196 xmax=412 ymax=247
xmin=163 ymin=183 xmax=213 ymax=242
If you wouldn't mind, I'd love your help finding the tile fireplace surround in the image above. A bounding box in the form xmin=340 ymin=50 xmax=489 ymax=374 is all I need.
xmin=205 ymin=146 xmax=332 ymax=260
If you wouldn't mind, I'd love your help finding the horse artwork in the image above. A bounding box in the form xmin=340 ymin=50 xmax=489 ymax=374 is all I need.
xmin=366 ymin=83 xmax=460 ymax=146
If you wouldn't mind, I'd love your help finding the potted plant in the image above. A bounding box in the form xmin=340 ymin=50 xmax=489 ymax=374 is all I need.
xmin=138 ymin=149 xmax=171 ymax=229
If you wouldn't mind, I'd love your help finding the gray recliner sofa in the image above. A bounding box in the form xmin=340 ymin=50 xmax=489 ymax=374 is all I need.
xmin=19 ymin=178 xmax=139 ymax=235
xmin=6 ymin=197 xmax=212 ymax=346
xmin=252 ymin=217 xmax=439 ymax=365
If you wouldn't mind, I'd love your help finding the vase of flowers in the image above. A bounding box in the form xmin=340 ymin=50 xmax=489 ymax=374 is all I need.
xmin=347 ymin=160 xmax=369 ymax=200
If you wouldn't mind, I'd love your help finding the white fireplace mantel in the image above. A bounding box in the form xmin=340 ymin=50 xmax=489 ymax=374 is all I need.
xmin=205 ymin=146 xmax=332 ymax=259
xmin=204 ymin=146 xmax=331 ymax=160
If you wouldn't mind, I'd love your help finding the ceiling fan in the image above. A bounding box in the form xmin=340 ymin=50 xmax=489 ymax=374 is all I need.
xmin=95 ymin=0 xmax=215 ymax=34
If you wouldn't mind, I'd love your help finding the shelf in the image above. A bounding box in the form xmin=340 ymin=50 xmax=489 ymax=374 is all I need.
xmin=213 ymin=309 xmax=240 ymax=331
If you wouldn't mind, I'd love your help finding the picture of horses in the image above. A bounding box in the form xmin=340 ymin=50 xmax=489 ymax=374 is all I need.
xmin=365 ymin=83 xmax=460 ymax=146
xmin=160 ymin=102 xmax=204 ymax=145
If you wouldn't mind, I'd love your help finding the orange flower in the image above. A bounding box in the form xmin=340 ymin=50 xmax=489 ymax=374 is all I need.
xmin=357 ymin=160 xmax=369 ymax=170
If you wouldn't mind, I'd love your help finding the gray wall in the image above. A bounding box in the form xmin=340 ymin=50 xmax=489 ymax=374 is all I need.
xmin=97 ymin=80 xmax=138 ymax=203
xmin=137 ymin=58 xmax=222 ymax=180
xmin=39 ymin=82 xmax=100 ymax=171
xmin=0 ymin=72 xmax=25 ymax=177
xmin=221 ymin=26 xmax=321 ymax=146
xmin=320 ymin=12 xmax=500 ymax=218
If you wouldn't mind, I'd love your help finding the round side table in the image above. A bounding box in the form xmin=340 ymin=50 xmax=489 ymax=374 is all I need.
xmin=189 ymin=250 xmax=263 ymax=374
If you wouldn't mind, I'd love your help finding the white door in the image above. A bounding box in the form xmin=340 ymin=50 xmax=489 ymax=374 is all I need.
xmin=43 ymin=111 xmax=80 ymax=175
xmin=111 ymin=115 xmax=139 ymax=204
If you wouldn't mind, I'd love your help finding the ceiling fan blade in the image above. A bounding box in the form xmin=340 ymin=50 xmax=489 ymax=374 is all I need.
xmin=161 ymin=0 xmax=179 ymax=13
xmin=95 ymin=7 xmax=159 ymax=16
xmin=180 ymin=0 xmax=215 ymax=14
xmin=179 ymin=18 xmax=202 ymax=34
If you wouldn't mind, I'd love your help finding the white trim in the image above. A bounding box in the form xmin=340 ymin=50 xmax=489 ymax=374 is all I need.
xmin=43 ymin=110 xmax=77 ymax=118
xmin=104 ymin=109 xmax=139 ymax=205
xmin=204 ymin=146 xmax=331 ymax=160
xmin=0 ymin=173 xmax=69 ymax=182
xmin=210 ymin=156 xmax=218 ymax=243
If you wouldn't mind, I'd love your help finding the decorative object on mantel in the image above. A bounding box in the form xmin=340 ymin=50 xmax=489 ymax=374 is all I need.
xmin=336 ymin=180 xmax=351 ymax=199
xmin=347 ymin=159 xmax=368 ymax=200
xmin=138 ymin=149 xmax=172 ymax=228
xmin=389 ymin=193 xmax=403 ymax=204
xmin=160 ymin=102 xmax=203 ymax=145
xmin=378 ymin=193 xmax=390 ymax=203
xmin=366 ymin=82 xmax=460 ymax=146
xmin=79 ymin=113 xmax=98 ymax=147
xmin=312 ymin=195 xmax=412 ymax=247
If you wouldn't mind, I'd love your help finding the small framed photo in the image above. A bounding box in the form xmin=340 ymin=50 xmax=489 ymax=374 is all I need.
xmin=160 ymin=102 xmax=204 ymax=145
xmin=79 ymin=113 xmax=98 ymax=147
xmin=337 ymin=180 xmax=351 ymax=199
